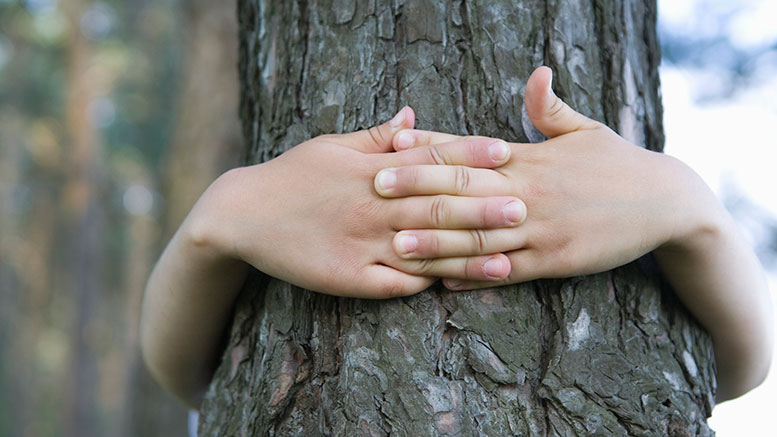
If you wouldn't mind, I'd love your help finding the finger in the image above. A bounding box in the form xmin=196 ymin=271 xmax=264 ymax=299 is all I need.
xmin=389 ymin=196 xmax=525 ymax=230
xmin=525 ymin=66 xmax=599 ymax=138
xmin=441 ymin=249 xmax=544 ymax=290
xmin=384 ymin=137 xmax=511 ymax=169
xmin=442 ymin=277 xmax=507 ymax=291
xmin=375 ymin=165 xmax=510 ymax=198
xmin=392 ymin=227 xmax=527 ymax=259
xmin=391 ymin=253 xmax=511 ymax=281
xmin=392 ymin=129 xmax=468 ymax=151
xmin=338 ymin=106 xmax=416 ymax=153
xmin=360 ymin=264 xmax=435 ymax=299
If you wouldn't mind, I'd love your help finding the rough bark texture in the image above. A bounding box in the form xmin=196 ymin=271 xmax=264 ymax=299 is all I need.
xmin=200 ymin=1 xmax=717 ymax=435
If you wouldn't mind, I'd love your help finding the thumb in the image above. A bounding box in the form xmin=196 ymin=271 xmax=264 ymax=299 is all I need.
xmin=338 ymin=106 xmax=416 ymax=153
xmin=524 ymin=66 xmax=598 ymax=138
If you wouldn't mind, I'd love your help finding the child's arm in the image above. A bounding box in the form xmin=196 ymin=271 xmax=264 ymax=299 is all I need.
xmin=379 ymin=66 xmax=774 ymax=403
xmin=141 ymin=109 xmax=526 ymax=408
xmin=653 ymin=212 xmax=772 ymax=402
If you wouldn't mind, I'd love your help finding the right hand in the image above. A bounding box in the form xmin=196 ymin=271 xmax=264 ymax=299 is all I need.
xmin=183 ymin=108 xmax=522 ymax=298
xmin=377 ymin=67 xmax=716 ymax=290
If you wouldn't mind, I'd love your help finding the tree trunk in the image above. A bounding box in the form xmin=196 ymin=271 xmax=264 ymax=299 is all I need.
xmin=200 ymin=1 xmax=717 ymax=435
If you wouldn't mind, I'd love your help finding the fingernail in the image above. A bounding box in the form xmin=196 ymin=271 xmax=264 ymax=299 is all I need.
xmin=376 ymin=169 xmax=396 ymax=191
xmin=483 ymin=257 xmax=505 ymax=279
xmin=488 ymin=140 xmax=509 ymax=161
xmin=445 ymin=279 xmax=462 ymax=290
xmin=390 ymin=108 xmax=405 ymax=127
xmin=396 ymin=233 xmax=418 ymax=254
xmin=397 ymin=132 xmax=414 ymax=150
xmin=503 ymin=200 xmax=523 ymax=225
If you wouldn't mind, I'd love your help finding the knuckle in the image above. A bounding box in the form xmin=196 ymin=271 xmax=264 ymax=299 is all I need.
xmin=352 ymin=199 xmax=382 ymax=220
xmin=416 ymin=258 xmax=436 ymax=275
xmin=430 ymin=197 xmax=448 ymax=227
xmin=391 ymin=166 xmax=418 ymax=194
xmin=403 ymin=166 xmax=421 ymax=192
xmin=403 ymin=258 xmax=437 ymax=277
xmin=464 ymin=256 xmax=481 ymax=280
xmin=343 ymin=200 xmax=382 ymax=239
xmin=368 ymin=126 xmax=387 ymax=146
xmin=548 ymin=97 xmax=566 ymax=121
xmin=427 ymin=233 xmax=441 ymax=257
xmin=378 ymin=278 xmax=410 ymax=299
xmin=325 ymin=256 xmax=358 ymax=290
xmin=520 ymin=181 xmax=551 ymax=201
xmin=426 ymin=146 xmax=447 ymax=165
xmin=480 ymin=200 xmax=491 ymax=227
xmin=469 ymin=229 xmax=488 ymax=253
xmin=467 ymin=141 xmax=483 ymax=165
xmin=415 ymin=133 xmax=430 ymax=146
xmin=454 ymin=166 xmax=470 ymax=194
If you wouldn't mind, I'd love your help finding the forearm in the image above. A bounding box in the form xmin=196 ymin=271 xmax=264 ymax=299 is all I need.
xmin=140 ymin=176 xmax=250 ymax=408
xmin=654 ymin=171 xmax=773 ymax=402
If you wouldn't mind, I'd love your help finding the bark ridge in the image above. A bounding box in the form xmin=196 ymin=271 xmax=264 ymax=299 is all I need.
xmin=200 ymin=1 xmax=715 ymax=435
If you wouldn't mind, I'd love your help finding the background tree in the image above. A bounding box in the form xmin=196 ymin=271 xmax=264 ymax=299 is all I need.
xmin=0 ymin=0 xmax=238 ymax=434
xmin=198 ymin=0 xmax=717 ymax=435
xmin=130 ymin=0 xmax=242 ymax=433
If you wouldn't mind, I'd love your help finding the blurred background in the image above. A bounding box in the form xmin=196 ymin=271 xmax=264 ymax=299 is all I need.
xmin=0 ymin=0 xmax=241 ymax=435
xmin=0 ymin=0 xmax=774 ymax=435
xmin=659 ymin=1 xmax=777 ymax=435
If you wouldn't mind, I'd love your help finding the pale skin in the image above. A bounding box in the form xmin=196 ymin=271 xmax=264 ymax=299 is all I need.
xmin=141 ymin=66 xmax=773 ymax=409
xmin=380 ymin=66 xmax=774 ymax=403
xmin=141 ymin=107 xmax=521 ymax=407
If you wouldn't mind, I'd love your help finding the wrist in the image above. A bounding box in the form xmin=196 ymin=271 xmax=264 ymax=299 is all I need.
xmin=655 ymin=155 xmax=728 ymax=254
xmin=182 ymin=167 xmax=253 ymax=261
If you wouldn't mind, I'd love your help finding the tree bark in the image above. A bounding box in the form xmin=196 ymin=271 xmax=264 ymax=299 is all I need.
xmin=200 ymin=1 xmax=717 ymax=435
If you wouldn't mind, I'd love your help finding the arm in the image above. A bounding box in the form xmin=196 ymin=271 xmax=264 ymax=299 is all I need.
xmin=141 ymin=208 xmax=249 ymax=408
xmin=378 ymin=66 xmax=774 ymax=403
xmin=141 ymin=109 xmax=526 ymax=408
xmin=654 ymin=201 xmax=773 ymax=402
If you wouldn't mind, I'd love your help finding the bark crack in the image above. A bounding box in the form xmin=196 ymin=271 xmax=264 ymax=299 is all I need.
xmin=202 ymin=2 xmax=716 ymax=434
xmin=542 ymin=0 xmax=552 ymax=67
xmin=592 ymin=0 xmax=614 ymax=128
xmin=375 ymin=390 xmax=394 ymax=434
xmin=295 ymin=0 xmax=311 ymax=120
xmin=535 ymin=280 xmax=559 ymax=437
xmin=334 ymin=298 xmax=344 ymax=376
xmin=438 ymin=300 xmax=456 ymax=380
xmin=393 ymin=2 xmax=404 ymax=108
xmin=456 ymin=0 xmax=473 ymax=134
xmin=535 ymin=281 xmax=558 ymax=386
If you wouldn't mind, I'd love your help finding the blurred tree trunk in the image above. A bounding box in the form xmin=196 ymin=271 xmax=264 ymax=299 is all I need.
xmin=162 ymin=0 xmax=244 ymax=231
xmin=127 ymin=0 xmax=242 ymax=436
xmin=200 ymin=1 xmax=717 ymax=435
xmin=62 ymin=1 xmax=102 ymax=435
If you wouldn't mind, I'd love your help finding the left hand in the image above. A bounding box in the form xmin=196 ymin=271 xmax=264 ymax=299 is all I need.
xmin=185 ymin=107 xmax=523 ymax=298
